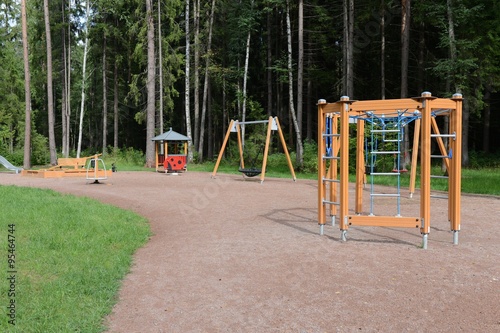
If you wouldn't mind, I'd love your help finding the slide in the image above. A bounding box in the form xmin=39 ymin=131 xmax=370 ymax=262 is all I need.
xmin=0 ymin=155 xmax=22 ymax=174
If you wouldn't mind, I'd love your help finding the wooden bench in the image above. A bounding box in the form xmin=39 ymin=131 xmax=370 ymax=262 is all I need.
xmin=49 ymin=157 xmax=89 ymax=170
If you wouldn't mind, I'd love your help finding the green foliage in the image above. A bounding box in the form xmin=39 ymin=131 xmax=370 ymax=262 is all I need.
xmin=467 ymin=150 xmax=500 ymax=169
xmin=31 ymin=132 xmax=50 ymax=165
xmin=0 ymin=132 xmax=48 ymax=167
xmin=302 ymin=140 xmax=318 ymax=173
xmin=105 ymin=147 xmax=145 ymax=169
xmin=0 ymin=186 xmax=150 ymax=332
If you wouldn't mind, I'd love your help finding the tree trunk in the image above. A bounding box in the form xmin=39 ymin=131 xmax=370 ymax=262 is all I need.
xmin=114 ymin=61 xmax=119 ymax=150
xmin=44 ymin=0 xmax=57 ymax=165
xmin=286 ymin=0 xmax=303 ymax=167
xmin=297 ymin=0 xmax=304 ymax=162
xmin=343 ymin=0 xmax=354 ymax=97
xmin=76 ymin=0 xmax=90 ymax=158
xmin=401 ymin=0 xmax=410 ymax=98
xmin=241 ymin=25 xmax=251 ymax=148
xmin=401 ymin=0 xmax=411 ymax=168
xmin=380 ymin=0 xmax=386 ymax=99
xmin=158 ymin=0 xmax=164 ymax=134
xmin=417 ymin=20 xmax=425 ymax=93
xmin=21 ymin=0 xmax=31 ymax=169
xmin=61 ymin=1 xmax=68 ymax=157
xmin=446 ymin=0 xmax=468 ymax=166
xmin=145 ymin=0 xmax=156 ymax=168
xmin=185 ymin=0 xmax=194 ymax=162
xmin=193 ymin=0 xmax=200 ymax=150
xmin=266 ymin=8 xmax=272 ymax=116
xmin=198 ymin=0 xmax=216 ymax=162
xmin=482 ymin=87 xmax=491 ymax=153
xmin=65 ymin=2 xmax=71 ymax=157
xmin=207 ymin=82 xmax=213 ymax=159
xmin=102 ymin=35 xmax=108 ymax=155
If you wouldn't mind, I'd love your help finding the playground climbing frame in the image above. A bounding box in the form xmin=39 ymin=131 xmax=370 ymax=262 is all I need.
xmin=317 ymin=92 xmax=463 ymax=248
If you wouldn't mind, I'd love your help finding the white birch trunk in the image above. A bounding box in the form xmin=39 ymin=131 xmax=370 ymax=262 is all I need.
xmin=185 ymin=0 xmax=194 ymax=162
xmin=286 ymin=0 xmax=303 ymax=167
xmin=76 ymin=0 xmax=90 ymax=158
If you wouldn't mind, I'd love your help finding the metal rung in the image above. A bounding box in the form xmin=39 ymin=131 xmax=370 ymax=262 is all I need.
xmin=323 ymin=155 xmax=340 ymax=160
xmin=323 ymin=200 xmax=339 ymax=205
xmin=371 ymin=129 xmax=400 ymax=133
xmin=431 ymin=194 xmax=448 ymax=199
xmin=370 ymin=172 xmax=400 ymax=176
xmin=323 ymin=178 xmax=340 ymax=183
xmin=370 ymin=151 xmax=400 ymax=155
xmin=384 ymin=139 xmax=402 ymax=142
xmin=431 ymin=133 xmax=456 ymax=138
xmin=370 ymin=193 xmax=400 ymax=197
xmin=431 ymin=175 xmax=448 ymax=179
xmin=323 ymin=133 xmax=340 ymax=137
xmin=431 ymin=155 xmax=450 ymax=158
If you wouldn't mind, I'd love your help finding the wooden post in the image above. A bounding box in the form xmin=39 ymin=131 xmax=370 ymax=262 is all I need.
xmin=355 ymin=117 xmax=364 ymax=214
xmin=339 ymin=96 xmax=351 ymax=238
xmin=275 ymin=117 xmax=296 ymax=181
xmin=236 ymin=122 xmax=244 ymax=169
xmin=318 ymin=100 xmax=327 ymax=228
xmin=450 ymin=93 xmax=463 ymax=242
xmin=212 ymin=120 xmax=234 ymax=177
xmin=260 ymin=116 xmax=273 ymax=182
xmin=155 ymin=141 xmax=159 ymax=172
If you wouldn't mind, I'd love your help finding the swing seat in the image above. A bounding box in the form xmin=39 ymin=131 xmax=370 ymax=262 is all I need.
xmin=238 ymin=167 xmax=262 ymax=177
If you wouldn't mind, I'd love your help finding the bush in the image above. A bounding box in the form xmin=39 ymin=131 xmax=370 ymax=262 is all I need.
xmin=302 ymin=140 xmax=318 ymax=173
xmin=104 ymin=147 xmax=145 ymax=170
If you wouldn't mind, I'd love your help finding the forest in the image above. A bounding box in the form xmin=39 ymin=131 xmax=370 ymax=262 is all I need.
xmin=1 ymin=0 xmax=499 ymax=170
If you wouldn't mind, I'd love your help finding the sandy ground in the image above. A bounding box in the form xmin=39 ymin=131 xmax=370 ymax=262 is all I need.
xmin=0 ymin=171 xmax=499 ymax=332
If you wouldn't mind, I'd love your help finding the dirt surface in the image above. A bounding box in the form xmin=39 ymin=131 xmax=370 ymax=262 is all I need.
xmin=1 ymin=171 xmax=499 ymax=332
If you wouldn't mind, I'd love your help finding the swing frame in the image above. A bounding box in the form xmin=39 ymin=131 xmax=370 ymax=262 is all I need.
xmin=212 ymin=116 xmax=296 ymax=183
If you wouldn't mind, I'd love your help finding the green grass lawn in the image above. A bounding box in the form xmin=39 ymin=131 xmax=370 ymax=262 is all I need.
xmin=0 ymin=186 xmax=150 ymax=332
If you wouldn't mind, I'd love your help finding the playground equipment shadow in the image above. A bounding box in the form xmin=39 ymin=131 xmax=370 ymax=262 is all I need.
xmin=0 ymin=171 xmax=498 ymax=332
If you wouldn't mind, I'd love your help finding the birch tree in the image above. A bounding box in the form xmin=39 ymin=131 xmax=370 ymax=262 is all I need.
xmin=241 ymin=3 xmax=252 ymax=147
xmin=185 ymin=0 xmax=194 ymax=162
xmin=76 ymin=0 xmax=90 ymax=158
xmin=286 ymin=0 xmax=303 ymax=167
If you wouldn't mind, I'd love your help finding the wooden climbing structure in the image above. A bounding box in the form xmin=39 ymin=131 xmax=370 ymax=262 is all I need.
xmin=317 ymin=92 xmax=463 ymax=248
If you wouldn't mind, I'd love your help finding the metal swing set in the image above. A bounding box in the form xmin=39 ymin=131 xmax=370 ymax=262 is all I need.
xmin=212 ymin=116 xmax=296 ymax=183
xmin=317 ymin=92 xmax=463 ymax=249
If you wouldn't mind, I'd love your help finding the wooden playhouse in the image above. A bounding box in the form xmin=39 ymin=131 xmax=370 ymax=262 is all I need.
xmin=152 ymin=128 xmax=191 ymax=173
